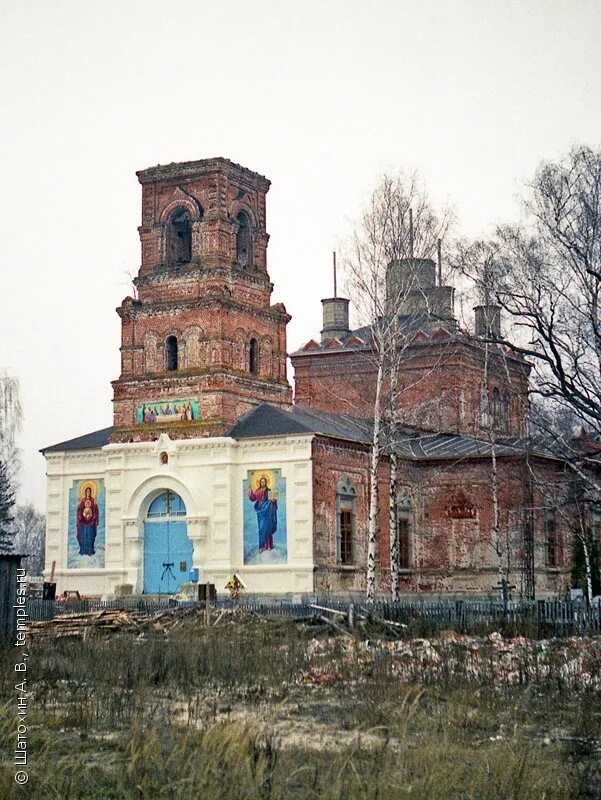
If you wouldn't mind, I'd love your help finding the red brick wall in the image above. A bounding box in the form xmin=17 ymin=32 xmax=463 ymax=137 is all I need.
xmin=311 ymin=435 xmax=570 ymax=596
xmin=137 ymin=158 xmax=270 ymax=276
xmin=311 ymin=437 xmax=371 ymax=594
xmin=112 ymin=159 xmax=292 ymax=439
xmin=293 ymin=338 xmax=530 ymax=438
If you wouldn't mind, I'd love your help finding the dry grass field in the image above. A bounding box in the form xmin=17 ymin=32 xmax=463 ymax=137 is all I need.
xmin=1 ymin=611 xmax=600 ymax=799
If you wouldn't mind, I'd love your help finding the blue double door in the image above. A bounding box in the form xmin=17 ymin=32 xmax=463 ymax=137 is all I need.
xmin=143 ymin=490 xmax=193 ymax=594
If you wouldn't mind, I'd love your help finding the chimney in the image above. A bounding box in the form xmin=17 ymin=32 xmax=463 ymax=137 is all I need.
xmin=474 ymin=305 xmax=501 ymax=339
xmin=321 ymin=297 xmax=350 ymax=344
xmin=387 ymin=258 xmax=437 ymax=301
xmin=387 ymin=258 xmax=455 ymax=323
xmin=424 ymin=285 xmax=455 ymax=321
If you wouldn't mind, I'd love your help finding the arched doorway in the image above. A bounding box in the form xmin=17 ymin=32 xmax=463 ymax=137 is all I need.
xmin=143 ymin=490 xmax=192 ymax=594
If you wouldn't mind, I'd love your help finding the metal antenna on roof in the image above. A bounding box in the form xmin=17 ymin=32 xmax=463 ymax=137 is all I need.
xmin=409 ymin=209 xmax=414 ymax=260
xmin=333 ymin=251 xmax=337 ymax=299
xmin=437 ymin=239 xmax=442 ymax=286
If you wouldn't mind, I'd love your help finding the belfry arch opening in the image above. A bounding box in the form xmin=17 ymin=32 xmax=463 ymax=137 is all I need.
xmin=236 ymin=211 xmax=252 ymax=269
xmin=167 ymin=207 xmax=192 ymax=265
xmin=166 ymin=336 xmax=178 ymax=371
xmin=249 ymin=337 xmax=259 ymax=374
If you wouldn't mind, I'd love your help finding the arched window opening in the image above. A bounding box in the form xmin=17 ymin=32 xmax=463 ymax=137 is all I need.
xmin=502 ymin=391 xmax=511 ymax=432
xmin=545 ymin=506 xmax=559 ymax=567
xmin=249 ymin=337 xmax=259 ymax=374
xmin=491 ymin=387 xmax=502 ymax=429
xmin=166 ymin=336 xmax=178 ymax=371
xmin=396 ymin=495 xmax=412 ymax=570
xmin=336 ymin=477 xmax=356 ymax=565
xmin=592 ymin=513 xmax=601 ymax=552
xmin=168 ymin=207 xmax=192 ymax=265
xmin=236 ymin=211 xmax=252 ymax=268
xmin=261 ymin=338 xmax=273 ymax=376
xmin=479 ymin=385 xmax=489 ymax=428
xmin=144 ymin=333 xmax=159 ymax=372
xmin=183 ymin=326 xmax=202 ymax=368
xmin=398 ymin=518 xmax=410 ymax=568
xmin=234 ymin=332 xmax=246 ymax=371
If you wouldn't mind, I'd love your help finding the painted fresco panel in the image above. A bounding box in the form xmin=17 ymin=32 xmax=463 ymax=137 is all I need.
xmin=136 ymin=399 xmax=200 ymax=424
xmin=243 ymin=468 xmax=287 ymax=565
xmin=67 ymin=479 xmax=106 ymax=568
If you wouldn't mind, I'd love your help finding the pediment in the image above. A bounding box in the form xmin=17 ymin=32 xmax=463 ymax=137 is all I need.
xmin=155 ymin=432 xmax=174 ymax=452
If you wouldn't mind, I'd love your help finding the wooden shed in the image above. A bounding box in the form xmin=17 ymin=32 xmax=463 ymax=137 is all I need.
xmin=0 ymin=553 xmax=25 ymax=643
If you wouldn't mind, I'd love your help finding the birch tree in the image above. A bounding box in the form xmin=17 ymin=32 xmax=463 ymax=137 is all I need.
xmin=13 ymin=502 xmax=46 ymax=575
xmin=451 ymin=144 xmax=601 ymax=600
xmin=561 ymin=480 xmax=598 ymax=603
xmin=0 ymin=460 xmax=16 ymax=552
xmin=447 ymin=239 xmax=515 ymax=598
xmin=451 ymin=244 xmax=511 ymax=601
xmin=497 ymin=145 xmax=601 ymax=596
xmin=0 ymin=370 xmax=23 ymax=471
xmin=343 ymin=172 xmax=452 ymax=600
xmin=0 ymin=371 xmax=22 ymax=552
xmin=488 ymin=146 xmax=601 ymax=436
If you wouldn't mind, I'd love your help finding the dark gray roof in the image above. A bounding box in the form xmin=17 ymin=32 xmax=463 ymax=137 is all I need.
xmin=227 ymin=404 xmax=373 ymax=444
xmin=41 ymin=427 xmax=113 ymax=454
xmin=230 ymin=406 xmax=562 ymax=461
xmin=394 ymin=432 xmax=524 ymax=460
xmin=39 ymin=409 xmax=564 ymax=464
xmin=393 ymin=430 xmax=572 ymax=461
xmin=496 ymin=434 xmax=571 ymax=461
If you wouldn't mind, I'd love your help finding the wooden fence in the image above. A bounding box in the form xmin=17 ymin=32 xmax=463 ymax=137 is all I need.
xmin=0 ymin=555 xmax=25 ymax=641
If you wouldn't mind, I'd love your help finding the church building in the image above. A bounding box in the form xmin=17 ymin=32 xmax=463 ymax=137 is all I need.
xmin=42 ymin=157 xmax=573 ymax=598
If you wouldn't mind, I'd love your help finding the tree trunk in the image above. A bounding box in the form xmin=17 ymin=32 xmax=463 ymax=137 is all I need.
xmin=482 ymin=338 xmax=507 ymax=600
xmin=490 ymin=440 xmax=506 ymax=596
xmin=581 ymin=530 xmax=594 ymax=605
xmin=366 ymin=360 xmax=383 ymax=602
xmin=389 ymin=450 xmax=399 ymax=600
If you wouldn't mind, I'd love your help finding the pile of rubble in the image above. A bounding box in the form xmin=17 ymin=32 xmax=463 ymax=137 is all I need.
xmin=302 ymin=631 xmax=601 ymax=690
xmin=28 ymin=604 xmax=245 ymax=639
xmin=28 ymin=609 xmax=145 ymax=639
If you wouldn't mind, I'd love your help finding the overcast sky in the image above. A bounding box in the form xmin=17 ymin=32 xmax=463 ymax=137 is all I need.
xmin=1 ymin=0 xmax=600 ymax=510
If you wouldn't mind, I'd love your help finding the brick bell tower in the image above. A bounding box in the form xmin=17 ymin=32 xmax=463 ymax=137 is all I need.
xmin=111 ymin=158 xmax=292 ymax=442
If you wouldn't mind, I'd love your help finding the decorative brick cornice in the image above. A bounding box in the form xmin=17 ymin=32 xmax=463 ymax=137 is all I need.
xmin=118 ymin=294 xmax=287 ymax=324
xmin=136 ymin=157 xmax=270 ymax=192
xmin=291 ymin=332 xmax=529 ymax=372
xmin=111 ymin=369 xmax=291 ymax=391
xmin=110 ymin=420 xmax=226 ymax=443
xmin=135 ymin=263 xmax=272 ymax=290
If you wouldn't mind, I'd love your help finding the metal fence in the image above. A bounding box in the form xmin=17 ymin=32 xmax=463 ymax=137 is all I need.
xmin=27 ymin=597 xmax=177 ymax=621
xmin=214 ymin=597 xmax=601 ymax=636
xmin=26 ymin=595 xmax=601 ymax=636
xmin=368 ymin=597 xmax=601 ymax=636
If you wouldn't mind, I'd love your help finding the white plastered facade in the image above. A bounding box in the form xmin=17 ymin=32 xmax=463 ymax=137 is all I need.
xmin=44 ymin=433 xmax=315 ymax=596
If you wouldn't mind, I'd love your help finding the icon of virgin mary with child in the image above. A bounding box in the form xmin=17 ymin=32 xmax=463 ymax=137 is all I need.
xmin=247 ymin=474 xmax=278 ymax=552
xmin=76 ymin=483 xmax=99 ymax=556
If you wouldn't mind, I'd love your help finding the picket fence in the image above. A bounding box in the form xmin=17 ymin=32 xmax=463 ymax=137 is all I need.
xmin=25 ymin=595 xmax=601 ymax=637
